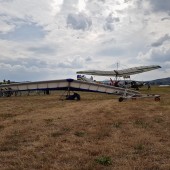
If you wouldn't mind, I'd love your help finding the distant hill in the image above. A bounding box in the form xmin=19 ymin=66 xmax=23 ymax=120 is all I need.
xmin=101 ymin=77 xmax=170 ymax=86
xmin=149 ymin=77 xmax=170 ymax=85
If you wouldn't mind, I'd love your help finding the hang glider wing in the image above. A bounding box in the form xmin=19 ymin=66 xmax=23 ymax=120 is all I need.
xmin=76 ymin=65 xmax=161 ymax=77
xmin=0 ymin=79 xmax=139 ymax=97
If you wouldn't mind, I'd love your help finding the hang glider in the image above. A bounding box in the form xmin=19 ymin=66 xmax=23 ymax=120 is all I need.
xmin=0 ymin=79 xmax=160 ymax=102
xmin=0 ymin=79 xmax=140 ymax=100
xmin=76 ymin=65 xmax=161 ymax=77
xmin=0 ymin=79 xmax=139 ymax=96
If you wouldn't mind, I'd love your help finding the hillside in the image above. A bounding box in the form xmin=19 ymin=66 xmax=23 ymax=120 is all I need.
xmin=102 ymin=77 xmax=170 ymax=86
xmin=149 ymin=77 xmax=170 ymax=85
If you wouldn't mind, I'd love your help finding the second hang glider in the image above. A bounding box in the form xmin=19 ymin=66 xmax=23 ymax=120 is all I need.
xmin=76 ymin=65 xmax=161 ymax=78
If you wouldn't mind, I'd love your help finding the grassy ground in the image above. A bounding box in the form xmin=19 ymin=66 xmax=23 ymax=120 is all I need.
xmin=0 ymin=86 xmax=169 ymax=170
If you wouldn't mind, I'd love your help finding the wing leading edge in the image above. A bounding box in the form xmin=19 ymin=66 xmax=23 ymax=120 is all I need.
xmin=77 ymin=65 xmax=161 ymax=77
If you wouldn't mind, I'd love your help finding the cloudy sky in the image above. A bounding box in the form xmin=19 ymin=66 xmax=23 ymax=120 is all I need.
xmin=0 ymin=0 xmax=170 ymax=82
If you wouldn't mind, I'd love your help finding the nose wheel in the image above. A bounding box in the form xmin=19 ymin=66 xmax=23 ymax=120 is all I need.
xmin=155 ymin=96 xmax=160 ymax=101
xmin=118 ymin=97 xmax=124 ymax=102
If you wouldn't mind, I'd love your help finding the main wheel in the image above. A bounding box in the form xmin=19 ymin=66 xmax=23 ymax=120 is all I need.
xmin=155 ymin=97 xmax=160 ymax=101
xmin=119 ymin=97 xmax=124 ymax=102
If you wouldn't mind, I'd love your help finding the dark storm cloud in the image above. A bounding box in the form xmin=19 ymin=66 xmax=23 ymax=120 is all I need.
xmin=148 ymin=0 xmax=170 ymax=12
xmin=151 ymin=34 xmax=170 ymax=47
xmin=161 ymin=17 xmax=170 ymax=21
xmin=144 ymin=47 xmax=170 ymax=63
xmin=103 ymin=23 xmax=114 ymax=31
xmin=67 ymin=13 xmax=92 ymax=31
xmin=103 ymin=13 xmax=120 ymax=31
xmin=151 ymin=50 xmax=170 ymax=63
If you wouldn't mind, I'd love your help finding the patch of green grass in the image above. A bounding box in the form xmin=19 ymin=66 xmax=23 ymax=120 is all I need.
xmin=134 ymin=144 xmax=145 ymax=154
xmin=134 ymin=119 xmax=149 ymax=128
xmin=44 ymin=118 xmax=54 ymax=123
xmin=154 ymin=117 xmax=164 ymax=123
xmin=113 ymin=121 xmax=122 ymax=128
xmin=95 ymin=156 xmax=112 ymax=166
xmin=74 ymin=131 xmax=85 ymax=137
xmin=51 ymin=131 xmax=63 ymax=138
xmin=0 ymin=113 xmax=17 ymax=119
xmin=62 ymin=127 xmax=70 ymax=132
xmin=0 ymin=145 xmax=19 ymax=152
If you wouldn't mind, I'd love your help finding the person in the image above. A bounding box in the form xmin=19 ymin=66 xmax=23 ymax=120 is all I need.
xmin=147 ymin=82 xmax=151 ymax=90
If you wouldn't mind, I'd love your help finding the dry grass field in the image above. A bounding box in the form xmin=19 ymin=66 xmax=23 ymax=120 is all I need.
xmin=0 ymin=86 xmax=170 ymax=170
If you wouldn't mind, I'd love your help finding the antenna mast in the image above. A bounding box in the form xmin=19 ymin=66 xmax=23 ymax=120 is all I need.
xmin=116 ymin=62 xmax=119 ymax=70
xmin=115 ymin=62 xmax=119 ymax=81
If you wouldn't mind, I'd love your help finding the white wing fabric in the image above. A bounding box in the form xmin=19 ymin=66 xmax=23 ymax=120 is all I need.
xmin=77 ymin=65 xmax=161 ymax=77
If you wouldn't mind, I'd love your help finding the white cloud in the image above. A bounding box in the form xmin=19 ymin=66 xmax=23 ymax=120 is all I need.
xmin=103 ymin=13 xmax=120 ymax=31
xmin=137 ymin=45 xmax=170 ymax=63
xmin=0 ymin=20 xmax=15 ymax=34
xmin=67 ymin=13 xmax=92 ymax=31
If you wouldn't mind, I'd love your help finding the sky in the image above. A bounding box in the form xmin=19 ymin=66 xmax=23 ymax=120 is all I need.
xmin=0 ymin=0 xmax=170 ymax=82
